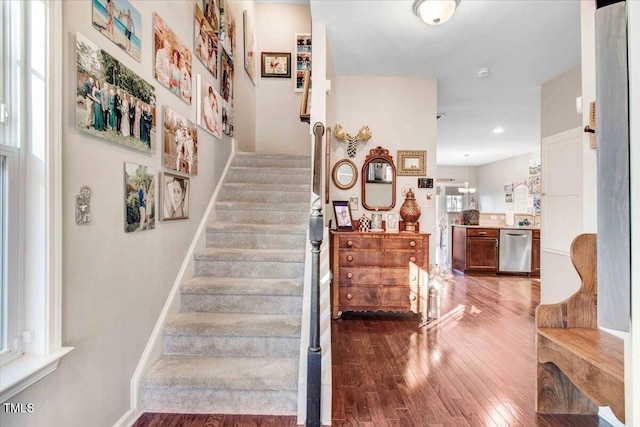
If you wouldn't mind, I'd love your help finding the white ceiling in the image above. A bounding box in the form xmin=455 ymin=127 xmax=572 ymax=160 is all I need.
xmin=309 ymin=0 xmax=582 ymax=166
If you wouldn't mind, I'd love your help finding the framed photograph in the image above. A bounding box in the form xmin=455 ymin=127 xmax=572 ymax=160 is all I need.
xmin=154 ymin=13 xmax=193 ymax=105
xmin=222 ymin=98 xmax=234 ymax=136
xmin=196 ymin=74 xmax=222 ymax=138
xmin=162 ymin=172 xmax=190 ymax=221
xmin=505 ymin=192 xmax=513 ymax=203
xmin=163 ymin=106 xmax=198 ymax=175
xmin=528 ymin=175 xmax=541 ymax=194
xmin=202 ymin=0 xmax=220 ymax=34
xmin=295 ymin=33 xmax=311 ymax=91
xmin=220 ymin=0 xmax=236 ymax=59
xmin=385 ymin=212 xmax=399 ymax=232
xmin=261 ymin=52 xmax=291 ymax=78
xmin=397 ymin=150 xmax=427 ymax=176
xmin=124 ymin=163 xmax=155 ymax=233
xmin=529 ymin=158 xmax=541 ymax=176
xmin=504 ymin=183 xmax=514 ymax=193
xmin=221 ymin=49 xmax=234 ymax=102
xmin=332 ymin=200 xmax=354 ymax=231
xmin=243 ymin=11 xmax=257 ymax=85
xmin=76 ymin=32 xmax=156 ymax=153
xmin=92 ymin=0 xmax=142 ymax=62
xmin=349 ymin=196 xmax=358 ymax=211
xmin=195 ymin=4 xmax=219 ymax=79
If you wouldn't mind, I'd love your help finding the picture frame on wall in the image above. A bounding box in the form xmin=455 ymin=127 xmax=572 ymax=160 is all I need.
xmin=243 ymin=10 xmax=257 ymax=85
xmin=195 ymin=4 xmax=219 ymax=79
xmin=261 ymin=52 xmax=291 ymax=78
xmin=124 ymin=162 xmax=155 ymax=233
xmin=163 ymin=106 xmax=198 ymax=175
xmin=162 ymin=172 xmax=190 ymax=221
xmin=397 ymin=150 xmax=427 ymax=176
xmin=332 ymin=200 xmax=354 ymax=231
xmin=154 ymin=13 xmax=193 ymax=105
xmin=196 ymin=74 xmax=222 ymax=139
xmin=92 ymin=0 xmax=142 ymax=62
xmin=295 ymin=33 xmax=311 ymax=91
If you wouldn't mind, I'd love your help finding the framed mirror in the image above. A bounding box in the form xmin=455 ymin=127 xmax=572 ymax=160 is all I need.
xmin=361 ymin=146 xmax=396 ymax=211
xmin=332 ymin=159 xmax=358 ymax=190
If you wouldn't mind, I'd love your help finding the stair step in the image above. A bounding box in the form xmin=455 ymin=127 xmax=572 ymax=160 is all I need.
xmin=218 ymin=183 xmax=310 ymax=203
xmin=182 ymin=277 xmax=303 ymax=296
xmin=206 ymin=224 xmax=307 ymax=249
xmin=215 ymin=202 xmax=309 ymax=225
xmin=194 ymin=252 xmax=305 ymax=279
xmin=234 ymin=153 xmax=311 ymax=169
xmin=163 ymin=313 xmax=301 ymax=356
xmin=194 ymin=248 xmax=305 ymax=262
xmin=140 ymin=356 xmax=298 ymax=414
xmin=226 ymin=166 xmax=311 ymax=185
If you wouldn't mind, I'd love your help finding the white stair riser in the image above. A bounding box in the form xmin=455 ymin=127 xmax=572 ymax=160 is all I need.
xmin=163 ymin=335 xmax=300 ymax=358
xmin=215 ymin=208 xmax=309 ymax=225
xmin=206 ymin=232 xmax=305 ymax=249
xmin=195 ymin=260 xmax=304 ymax=279
xmin=181 ymin=294 xmax=302 ymax=314
xmin=141 ymin=388 xmax=297 ymax=415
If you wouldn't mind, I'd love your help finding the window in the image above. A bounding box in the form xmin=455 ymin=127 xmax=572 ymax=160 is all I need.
xmin=0 ymin=0 xmax=70 ymax=401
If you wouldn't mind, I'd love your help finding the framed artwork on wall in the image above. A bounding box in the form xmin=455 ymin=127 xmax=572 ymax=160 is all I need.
xmin=332 ymin=200 xmax=354 ymax=231
xmin=195 ymin=4 xmax=219 ymax=79
xmin=154 ymin=13 xmax=193 ymax=105
xmin=92 ymin=0 xmax=142 ymax=62
xmin=295 ymin=33 xmax=311 ymax=91
xmin=397 ymin=150 xmax=426 ymax=176
xmin=243 ymin=10 xmax=257 ymax=85
xmin=124 ymin=162 xmax=155 ymax=232
xmin=261 ymin=52 xmax=291 ymax=78
xmin=162 ymin=172 xmax=190 ymax=221
xmin=163 ymin=106 xmax=198 ymax=175
xmin=196 ymin=74 xmax=222 ymax=139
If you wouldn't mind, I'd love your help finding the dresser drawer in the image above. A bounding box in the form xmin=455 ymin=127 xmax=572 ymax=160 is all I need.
xmin=382 ymin=236 xmax=424 ymax=250
xmin=339 ymin=286 xmax=419 ymax=308
xmin=378 ymin=267 xmax=422 ymax=286
xmin=338 ymin=236 xmax=381 ymax=250
xmin=381 ymin=251 xmax=424 ymax=268
xmin=338 ymin=268 xmax=379 ymax=285
xmin=466 ymin=228 xmax=498 ymax=237
xmin=338 ymin=250 xmax=382 ymax=266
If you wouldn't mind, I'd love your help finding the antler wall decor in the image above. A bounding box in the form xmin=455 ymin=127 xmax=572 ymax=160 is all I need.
xmin=333 ymin=124 xmax=372 ymax=158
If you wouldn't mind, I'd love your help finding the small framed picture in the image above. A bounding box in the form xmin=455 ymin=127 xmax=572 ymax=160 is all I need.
xmin=162 ymin=172 xmax=190 ymax=221
xmin=397 ymin=150 xmax=427 ymax=176
xmin=332 ymin=200 xmax=354 ymax=231
xmin=261 ymin=52 xmax=291 ymax=78
xmin=385 ymin=212 xmax=399 ymax=232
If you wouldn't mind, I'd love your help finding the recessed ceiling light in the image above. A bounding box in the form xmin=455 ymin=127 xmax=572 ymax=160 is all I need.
xmin=493 ymin=127 xmax=504 ymax=134
xmin=476 ymin=67 xmax=490 ymax=78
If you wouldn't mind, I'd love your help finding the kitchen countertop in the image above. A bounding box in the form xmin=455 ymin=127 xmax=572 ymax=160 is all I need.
xmin=452 ymin=224 xmax=540 ymax=230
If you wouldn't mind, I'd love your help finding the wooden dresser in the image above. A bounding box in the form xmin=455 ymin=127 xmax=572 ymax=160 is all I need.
xmin=329 ymin=231 xmax=430 ymax=319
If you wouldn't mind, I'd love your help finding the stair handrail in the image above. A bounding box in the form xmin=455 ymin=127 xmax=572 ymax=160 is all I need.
xmin=306 ymin=122 xmax=324 ymax=427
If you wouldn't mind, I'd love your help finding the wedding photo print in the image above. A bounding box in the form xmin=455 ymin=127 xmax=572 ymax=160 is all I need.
xmin=154 ymin=13 xmax=193 ymax=105
xmin=163 ymin=107 xmax=198 ymax=175
xmin=196 ymin=74 xmax=222 ymax=139
xmin=124 ymin=162 xmax=155 ymax=233
xmin=76 ymin=32 xmax=156 ymax=153
xmin=92 ymin=0 xmax=141 ymax=62
xmin=195 ymin=4 xmax=219 ymax=79
xmin=162 ymin=172 xmax=190 ymax=221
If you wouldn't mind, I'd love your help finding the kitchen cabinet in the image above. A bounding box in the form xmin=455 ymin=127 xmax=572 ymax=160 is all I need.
xmin=531 ymin=229 xmax=540 ymax=277
xmin=452 ymin=226 xmax=498 ymax=273
xmin=329 ymin=231 xmax=430 ymax=319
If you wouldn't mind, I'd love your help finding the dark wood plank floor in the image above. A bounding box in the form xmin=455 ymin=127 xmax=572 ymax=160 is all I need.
xmin=134 ymin=274 xmax=611 ymax=426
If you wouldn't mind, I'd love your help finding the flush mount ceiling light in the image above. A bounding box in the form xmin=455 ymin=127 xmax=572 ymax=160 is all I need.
xmin=493 ymin=127 xmax=504 ymax=134
xmin=414 ymin=0 xmax=460 ymax=26
xmin=476 ymin=67 xmax=490 ymax=78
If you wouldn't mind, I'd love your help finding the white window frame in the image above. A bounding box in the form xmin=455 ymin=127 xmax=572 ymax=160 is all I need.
xmin=0 ymin=0 xmax=72 ymax=402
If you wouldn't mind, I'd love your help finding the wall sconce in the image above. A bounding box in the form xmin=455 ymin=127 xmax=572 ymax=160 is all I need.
xmin=414 ymin=0 xmax=460 ymax=26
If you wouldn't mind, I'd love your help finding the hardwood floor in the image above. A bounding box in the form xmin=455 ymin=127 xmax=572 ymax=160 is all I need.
xmin=134 ymin=274 xmax=611 ymax=426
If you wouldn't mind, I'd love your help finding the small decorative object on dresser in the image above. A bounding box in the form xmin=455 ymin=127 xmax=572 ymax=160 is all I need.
xmin=358 ymin=214 xmax=370 ymax=232
xmin=399 ymin=186 xmax=421 ymax=232
xmin=370 ymin=211 xmax=383 ymax=231
xmin=385 ymin=212 xmax=399 ymax=232
xmin=332 ymin=200 xmax=354 ymax=231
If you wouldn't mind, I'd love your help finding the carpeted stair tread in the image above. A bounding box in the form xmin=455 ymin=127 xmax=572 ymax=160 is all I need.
xmin=228 ymin=166 xmax=311 ymax=175
xmin=194 ymin=248 xmax=305 ymax=262
xmin=215 ymin=201 xmax=309 ymax=212
xmin=222 ymin=182 xmax=310 ymax=192
xmin=141 ymin=356 xmax=299 ymax=390
xmin=164 ymin=312 xmax=301 ymax=337
xmin=182 ymin=277 xmax=303 ymax=296
xmin=207 ymin=223 xmax=307 ymax=234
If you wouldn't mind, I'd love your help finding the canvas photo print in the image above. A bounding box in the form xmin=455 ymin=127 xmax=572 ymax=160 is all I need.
xmin=124 ymin=162 xmax=155 ymax=232
xmin=163 ymin=106 xmax=198 ymax=175
xmin=92 ymin=0 xmax=142 ymax=62
xmin=220 ymin=0 xmax=236 ymax=59
xmin=154 ymin=13 xmax=193 ymax=105
xmin=162 ymin=172 xmax=190 ymax=221
xmin=196 ymin=74 xmax=222 ymax=138
xmin=221 ymin=49 xmax=234 ymax=103
xmin=76 ymin=32 xmax=156 ymax=153
xmin=222 ymin=98 xmax=233 ymax=137
xmin=202 ymin=0 xmax=220 ymax=34
xmin=243 ymin=10 xmax=256 ymax=85
xmin=195 ymin=4 xmax=219 ymax=79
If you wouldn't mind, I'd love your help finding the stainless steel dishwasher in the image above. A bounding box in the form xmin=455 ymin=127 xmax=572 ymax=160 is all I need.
xmin=498 ymin=229 xmax=532 ymax=273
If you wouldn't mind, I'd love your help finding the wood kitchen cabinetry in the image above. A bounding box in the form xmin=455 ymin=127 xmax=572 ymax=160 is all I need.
xmin=531 ymin=229 xmax=540 ymax=277
xmin=329 ymin=231 xmax=430 ymax=319
xmin=452 ymin=226 xmax=498 ymax=274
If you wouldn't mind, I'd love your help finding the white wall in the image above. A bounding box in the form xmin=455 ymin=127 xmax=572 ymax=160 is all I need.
xmin=1 ymin=1 xmax=257 ymax=425
xmin=328 ymin=76 xmax=438 ymax=263
xmin=255 ymin=3 xmax=312 ymax=155
xmin=476 ymin=150 xmax=540 ymax=213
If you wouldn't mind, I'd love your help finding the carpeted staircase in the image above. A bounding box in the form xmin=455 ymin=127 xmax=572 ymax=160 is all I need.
xmin=140 ymin=152 xmax=311 ymax=415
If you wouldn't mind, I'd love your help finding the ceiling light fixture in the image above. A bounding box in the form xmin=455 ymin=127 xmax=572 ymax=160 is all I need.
xmin=493 ymin=127 xmax=504 ymax=134
xmin=458 ymin=154 xmax=476 ymax=194
xmin=476 ymin=67 xmax=490 ymax=78
xmin=414 ymin=0 xmax=460 ymax=26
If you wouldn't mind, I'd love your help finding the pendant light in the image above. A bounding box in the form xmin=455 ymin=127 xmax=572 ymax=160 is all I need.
xmin=414 ymin=0 xmax=460 ymax=26
xmin=458 ymin=154 xmax=476 ymax=194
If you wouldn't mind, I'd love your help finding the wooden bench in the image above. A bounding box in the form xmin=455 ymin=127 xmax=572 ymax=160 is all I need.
xmin=535 ymin=233 xmax=625 ymax=423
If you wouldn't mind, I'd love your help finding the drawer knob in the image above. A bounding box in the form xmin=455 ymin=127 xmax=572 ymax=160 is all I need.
xmin=346 ymin=293 xmax=353 ymax=300
xmin=347 ymin=255 xmax=353 ymax=262
xmin=347 ymin=240 xmax=353 ymax=247
xmin=409 ymin=294 xmax=416 ymax=301
xmin=409 ymin=256 xmax=416 ymax=263
xmin=411 ymin=275 xmax=417 ymax=282
xmin=347 ymin=272 xmax=353 ymax=279
xmin=409 ymin=241 xmax=416 ymax=247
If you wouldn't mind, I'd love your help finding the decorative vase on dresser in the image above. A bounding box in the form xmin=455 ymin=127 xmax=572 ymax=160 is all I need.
xmin=329 ymin=230 xmax=430 ymax=319
xmin=399 ymin=187 xmax=421 ymax=232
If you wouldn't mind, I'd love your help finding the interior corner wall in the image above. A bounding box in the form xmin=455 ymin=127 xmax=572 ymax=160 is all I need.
xmin=255 ymin=3 xmax=312 ymax=156
xmin=541 ymin=65 xmax=583 ymax=139
xmin=329 ymin=76 xmax=438 ymax=263
xmin=1 ymin=1 xmax=241 ymax=426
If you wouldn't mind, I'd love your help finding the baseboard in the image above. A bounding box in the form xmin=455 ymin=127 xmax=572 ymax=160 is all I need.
xmin=112 ymin=408 xmax=139 ymax=427
xmin=128 ymin=140 xmax=239 ymax=412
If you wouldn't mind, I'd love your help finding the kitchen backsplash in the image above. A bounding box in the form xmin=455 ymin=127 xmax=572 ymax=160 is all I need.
xmin=479 ymin=212 xmax=541 ymax=227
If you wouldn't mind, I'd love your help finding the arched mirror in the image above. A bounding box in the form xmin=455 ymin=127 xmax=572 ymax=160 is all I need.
xmin=362 ymin=146 xmax=396 ymax=210
xmin=332 ymin=159 xmax=358 ymax=190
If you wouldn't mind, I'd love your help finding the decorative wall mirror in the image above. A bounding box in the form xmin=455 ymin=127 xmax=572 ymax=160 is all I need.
xmin=332 ymin=159 xmax=358 ymax=190
xmin=361 ymin=146 xmax=396 ymax=211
